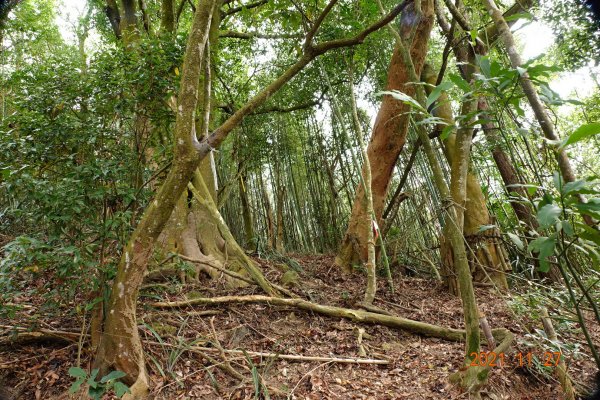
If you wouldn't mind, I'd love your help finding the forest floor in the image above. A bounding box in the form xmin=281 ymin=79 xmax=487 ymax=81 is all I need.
xmin=1 ymin=253 xmax=598 ymax=399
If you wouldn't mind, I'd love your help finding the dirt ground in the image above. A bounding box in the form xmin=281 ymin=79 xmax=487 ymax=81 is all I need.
xmin=1 ymin=253 xmax=598 ymax=399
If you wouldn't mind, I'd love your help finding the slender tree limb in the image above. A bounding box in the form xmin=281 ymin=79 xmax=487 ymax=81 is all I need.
xmin=219 ymin=29 xmax=302 ymax=39
xmin=222 ymin=0 xmax=269 ymax=17
xmin=304 ymin=0 xmax=338 ymax=48
xmin=198 ymin=0 xmax=413 ymax=157
xmin=251 ymin=99 xmax=320 ymax=115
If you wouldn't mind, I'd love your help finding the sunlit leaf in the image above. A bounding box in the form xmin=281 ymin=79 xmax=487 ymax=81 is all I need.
xmin=560 ymin=122 xmax=600 ymax=149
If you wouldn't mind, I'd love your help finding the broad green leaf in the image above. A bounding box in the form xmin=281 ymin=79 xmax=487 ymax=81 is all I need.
xmin=528 ymin=236 xmax=556 ymax=272
xmin=378 ymin=90 xmax=426 ymax=113
xmin=553 ymin=171 xmax=563 ymax=193
xmin=561 ymin=180 xmax=588 ymax=196
xmin=69 ymin=379 xmax=84 ymax=394
xmin=578 ymin=222 xmax=600 ymax=246
xmin=478 ymin=55 xmax=491 ymax=78
xmin=560 ymin=221 xmax=574 ymax=237
xmin=68 ymin=367 xmax=87 ymax=379
xmin=573 ymin=198 xmax=600 ymax=219
xmin=426 ymin=81 xmax=453 ymax=109
xmin=507 ymin=232 xmax=524 ymax=250
xmin=469 ymin=29 xmax=477 ymax=44
xmin=448 ymin=73 xmax=471 ymax=92
xmin=536 ymin=204 xmax=562 ymax=228
xmin=100 ymin=370 xmax=126 ymax=383
xmin=88 ymin=385 xmax=104 ymax=400
xmin=559 ymin=122 xmax=600 ymax=149
xmin=113 ymin=382 xmax=130 ymax=398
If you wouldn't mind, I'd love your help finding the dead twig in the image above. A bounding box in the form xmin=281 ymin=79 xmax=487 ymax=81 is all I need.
xmin=146 ymin=340 xmax=390 ymax=364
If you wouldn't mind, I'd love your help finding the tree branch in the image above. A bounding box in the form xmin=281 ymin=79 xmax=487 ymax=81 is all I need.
xmin=312 ymin=0 xmax=413 ymax=54
xmin=198 ymin=0 xmax=412 ymax=156
xmin=222 ymin=0 xmax=269 ymax=17
xmin=219 ymin=29 xmax=301 ymax=39
xmin=251 ymin=99 xmax=321 ymax=115
xmin=303 ymin=0 xmax=338 ymax=49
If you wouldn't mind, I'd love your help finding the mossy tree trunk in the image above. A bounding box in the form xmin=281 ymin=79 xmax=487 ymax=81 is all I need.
xmin=421 ymin=65 xmax=510 ymax=293
xmin=93 ymin=4 xmax=219 ymax=398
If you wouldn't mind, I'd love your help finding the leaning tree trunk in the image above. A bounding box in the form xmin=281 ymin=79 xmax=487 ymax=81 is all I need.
xmin=421 ymin=64 xmax=509 ymax=293
xmin=336 ymin=0 xmax=435 ymax=271
xmin=482 ymin=0 xmax=595 ymax=228
xmin=92 ymin=4 xmax=221 ymax=398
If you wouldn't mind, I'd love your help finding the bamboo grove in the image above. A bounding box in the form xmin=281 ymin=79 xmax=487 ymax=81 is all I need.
xmin=1 ymin=0 xmax=600 ymax=399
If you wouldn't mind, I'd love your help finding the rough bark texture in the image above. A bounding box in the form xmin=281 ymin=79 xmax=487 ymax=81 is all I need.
xmin=336 ymin=0 xmax=435 ymax=270
xmin=160 ymin=0 xmax=174 ymax=33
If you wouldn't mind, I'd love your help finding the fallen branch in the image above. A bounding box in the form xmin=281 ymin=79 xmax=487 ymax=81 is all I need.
xmin=151 ymin=295 xmax=466 ymax=341
xmin=146 ymin=340 xmax=389 ymax=364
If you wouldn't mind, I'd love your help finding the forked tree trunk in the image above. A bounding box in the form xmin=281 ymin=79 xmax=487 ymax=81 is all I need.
xmin=336 ymin=0 xmax=435 ymax=270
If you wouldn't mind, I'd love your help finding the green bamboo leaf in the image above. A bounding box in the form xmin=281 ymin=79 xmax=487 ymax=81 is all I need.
xmin=378 ymin=90 xmax=426 ymax=113
xmin=426 ymin=81 xmax=453 ymax=109
xmin=559 ymin=122 xmax=600 ymax=149
xmin=507 ymin=232 xmax=524 ymax=250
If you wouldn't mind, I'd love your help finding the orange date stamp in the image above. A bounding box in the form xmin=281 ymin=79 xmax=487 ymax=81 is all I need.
xmin=467 ymin=351 xmax=562 ymax=368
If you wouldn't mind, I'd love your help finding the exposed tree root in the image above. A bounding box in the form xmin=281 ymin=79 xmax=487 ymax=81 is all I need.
xmin=449 ymin=327 xmax=514 ymax=398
